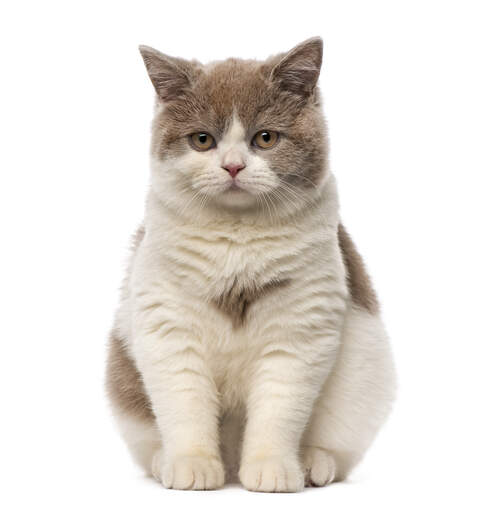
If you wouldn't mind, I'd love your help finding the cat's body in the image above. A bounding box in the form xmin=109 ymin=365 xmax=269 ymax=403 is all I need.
xmin=106 ymin=38 xmax=396 ymax=492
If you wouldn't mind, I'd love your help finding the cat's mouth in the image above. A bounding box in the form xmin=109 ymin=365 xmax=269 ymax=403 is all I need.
xmin=226 ymin=181 xmax=246 ymax=193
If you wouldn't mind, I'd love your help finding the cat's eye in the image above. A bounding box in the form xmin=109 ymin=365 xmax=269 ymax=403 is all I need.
xmin=252 ymin=130 xmax=279 ymax=149
xmin=189 ymin=132 xmax=216 ymax=151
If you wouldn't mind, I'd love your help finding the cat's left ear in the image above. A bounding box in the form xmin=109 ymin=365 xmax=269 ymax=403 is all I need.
xmin=139 ymin=45 xmax=198 ymax=102
xmin=269 ymin=37 xmax=323 ymax=97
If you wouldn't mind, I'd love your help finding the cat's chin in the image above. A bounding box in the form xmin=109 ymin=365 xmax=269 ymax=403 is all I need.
xmin=213 ymin=188 xmax=259 ymax=210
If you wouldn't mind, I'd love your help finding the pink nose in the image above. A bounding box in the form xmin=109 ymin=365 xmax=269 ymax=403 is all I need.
xmin=223 ymin=163 xmax=245 ymax=178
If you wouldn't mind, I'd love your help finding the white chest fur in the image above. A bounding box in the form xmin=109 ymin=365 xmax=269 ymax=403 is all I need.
xmin=128 ymin=180 xmax=347 ymax=411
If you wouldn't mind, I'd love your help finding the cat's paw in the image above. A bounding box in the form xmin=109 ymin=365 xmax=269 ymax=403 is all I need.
xmin=152 ymin=450 xmax=225 ymax=490
xmin=239 ymin=456 xmax=304 ymax=493
xmin=303 ymin=446 xmax=336 ymax=487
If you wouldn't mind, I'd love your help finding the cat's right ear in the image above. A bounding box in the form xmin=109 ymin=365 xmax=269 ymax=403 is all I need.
xmin=139 ymin=46 xmax=197 ymax=102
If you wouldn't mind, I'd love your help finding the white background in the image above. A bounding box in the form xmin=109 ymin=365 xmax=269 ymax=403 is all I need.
xmin=1 ymin=1 xmax=488 ymax=510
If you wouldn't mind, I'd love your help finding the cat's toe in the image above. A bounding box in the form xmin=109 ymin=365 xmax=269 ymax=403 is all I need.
xmin=152 ymin=451 xmax=225 ymax=490
xmin=239 ymin=456 xmax=304 ymax=492
xmin=303 ymin=446 xmax=336 ymax=487
xmin=151 ymin=448 xmax=164 ymax=482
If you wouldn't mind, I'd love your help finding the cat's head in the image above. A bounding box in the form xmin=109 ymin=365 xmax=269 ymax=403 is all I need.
xmin=140 ymin=38 xmax=328 ymax=218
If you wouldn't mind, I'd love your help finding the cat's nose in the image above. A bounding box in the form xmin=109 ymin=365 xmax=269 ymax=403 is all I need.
xmin=222 ymin=163 xmax=245 ymax=178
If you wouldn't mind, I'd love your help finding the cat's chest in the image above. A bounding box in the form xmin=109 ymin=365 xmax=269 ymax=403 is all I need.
xmin=161 ymin=225 xmax=303 ymax=319
xmin=168 ymin=225 xmax=299 ymax=290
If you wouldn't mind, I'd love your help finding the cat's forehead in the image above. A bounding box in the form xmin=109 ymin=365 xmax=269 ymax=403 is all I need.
xmin=196 ymin=59 xmax=271 ymax=125
xmin=162 ymin=58 xmax=300 ymax=137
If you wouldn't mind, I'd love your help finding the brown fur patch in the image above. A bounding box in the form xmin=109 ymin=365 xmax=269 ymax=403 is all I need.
xmin=213 ymin=278 xmax=290 ymax=328
xmin=106 ymin=330 xmax=154 ymax=421
xmin=338 ymin=224 xmax=379 ymax=314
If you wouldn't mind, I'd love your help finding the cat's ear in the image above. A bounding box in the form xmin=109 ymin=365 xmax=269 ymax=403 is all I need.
xmin=270 ymin=37 xmax=323 ymax=97
xmin=139 ymin=45 xmax=197 ymax=102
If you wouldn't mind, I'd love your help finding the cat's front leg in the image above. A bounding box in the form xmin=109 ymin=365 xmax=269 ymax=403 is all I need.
xmin=133 ymin=324 xmax=224 ymax=490
xmin=239 ymin=336 xmax=339 ymax=493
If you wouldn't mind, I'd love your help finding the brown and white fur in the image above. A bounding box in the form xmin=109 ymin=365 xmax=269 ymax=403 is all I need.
xmin=106 ymin=38 xmax=396 ymax=492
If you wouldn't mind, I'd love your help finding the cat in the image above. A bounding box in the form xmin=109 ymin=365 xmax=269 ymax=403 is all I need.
xmin=106 ymin=37 xmax=396 ymax=492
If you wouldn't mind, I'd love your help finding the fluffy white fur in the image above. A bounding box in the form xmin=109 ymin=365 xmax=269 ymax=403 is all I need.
xmin=110 ymin=113 xmax=395 ymax=492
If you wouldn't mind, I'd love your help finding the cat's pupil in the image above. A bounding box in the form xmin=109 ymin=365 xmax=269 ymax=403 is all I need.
xmin=199 ymin=134 xmax=207 ymax=144
xmin=262 ymin=132 xmax=271 ymax=142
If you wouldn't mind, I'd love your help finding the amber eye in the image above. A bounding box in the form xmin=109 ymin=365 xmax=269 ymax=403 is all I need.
xmin=252 ymin=130 xmax=279 ymax=149
xmin=189 ymin=132 xmax=215 ymax=151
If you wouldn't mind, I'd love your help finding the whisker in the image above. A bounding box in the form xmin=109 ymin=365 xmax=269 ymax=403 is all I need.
xmin=260 ymin=191 xmax=275 ymax=224
xmin=277 ymin=172 xmax=320 ymax=190
xmin=178 ymin=189 xmax=203 ymax=218
xmin=279 ymin=181 xmax=316 ymax=208
xmin=271 ymin=187 xmax=301 ymax=214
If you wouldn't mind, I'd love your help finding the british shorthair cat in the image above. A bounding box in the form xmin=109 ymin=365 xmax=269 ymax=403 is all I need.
xmin=106 ymin=37 xmax=396 ymax=492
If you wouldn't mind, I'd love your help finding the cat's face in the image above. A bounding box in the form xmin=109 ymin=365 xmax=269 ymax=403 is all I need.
xmin=140 ymin=38 xmax=327 ymax=216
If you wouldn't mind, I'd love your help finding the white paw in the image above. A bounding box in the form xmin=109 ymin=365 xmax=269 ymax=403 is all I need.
xmin=303 ymin=446 xmax=336 ymax=487
xmin=152 ymin=450 xmax=225 ymax=490
xmin=239 ymin=456 xmax=304 ymax=493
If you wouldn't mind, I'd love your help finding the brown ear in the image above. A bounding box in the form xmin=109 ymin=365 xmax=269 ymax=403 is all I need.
xmin=270 ymin=37 xmax=323 ymax=96
xmin=139 ymin=45 xmax=197 ymax=102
